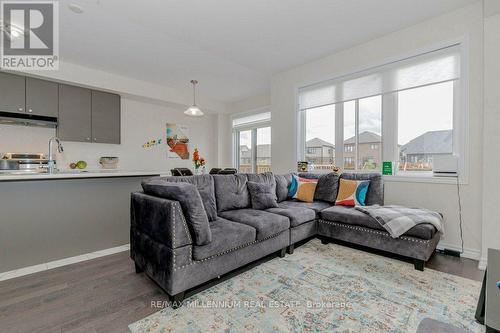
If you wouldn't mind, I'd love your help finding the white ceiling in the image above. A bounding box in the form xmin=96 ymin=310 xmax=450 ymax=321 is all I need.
xmin=58 ymin=0 xmax=476 ymax=103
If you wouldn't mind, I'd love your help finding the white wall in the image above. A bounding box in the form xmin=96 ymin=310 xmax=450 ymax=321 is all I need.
xmin=229 ymin=93 xmax=271 ymax=114
xmin=216 ymin=113 xmax=233 ymax=168
xmin=481 ymin=0 xmax=500 ymax=266
xmin=269 ymin=2 xmax=485 ymax=258
xmin=0 ymin=97 xmax=218 ymax=172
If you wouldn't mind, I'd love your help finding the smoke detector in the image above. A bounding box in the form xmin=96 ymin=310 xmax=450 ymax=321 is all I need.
xmin=68 ymin=4 xmax=84 ymax=14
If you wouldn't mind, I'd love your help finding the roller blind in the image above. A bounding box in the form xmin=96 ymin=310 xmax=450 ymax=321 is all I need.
xmin=299 ymin=44 xmax=461 ymax=111
xmin=232 ymin=111 xmax=271 ymax=128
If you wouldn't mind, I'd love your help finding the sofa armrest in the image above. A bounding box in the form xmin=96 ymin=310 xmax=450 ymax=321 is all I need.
xmin=131 ymin=192 xmax=192 ymax=249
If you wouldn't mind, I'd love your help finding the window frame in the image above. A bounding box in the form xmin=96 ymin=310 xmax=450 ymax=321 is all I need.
xmin=296 ymin=39 xmax=469 ymax=184
xmin=232 ymin=109 xmax=271 ymax=173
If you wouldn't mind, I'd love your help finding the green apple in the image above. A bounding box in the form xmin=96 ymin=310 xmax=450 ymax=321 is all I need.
xmin=76 ymin=161 xmax=87 ymax=169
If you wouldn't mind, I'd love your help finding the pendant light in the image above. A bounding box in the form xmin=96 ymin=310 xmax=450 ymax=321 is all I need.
xmin=184 ymin=80 xmax=204 ymax=117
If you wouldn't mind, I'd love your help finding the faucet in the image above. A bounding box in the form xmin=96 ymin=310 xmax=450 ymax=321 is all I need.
xmin=48 ymin=137 xmax=64 ymax=174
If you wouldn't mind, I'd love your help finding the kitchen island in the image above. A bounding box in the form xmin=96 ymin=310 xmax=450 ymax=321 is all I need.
xmin=0 ymin=170 xmax=166 ymax=273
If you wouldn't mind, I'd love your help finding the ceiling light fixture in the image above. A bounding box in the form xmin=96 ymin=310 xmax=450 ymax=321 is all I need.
xmin=0 ymin=21 xmax=24 ymax=40
xmin=184 ymin=80 xmax=204 ymax=117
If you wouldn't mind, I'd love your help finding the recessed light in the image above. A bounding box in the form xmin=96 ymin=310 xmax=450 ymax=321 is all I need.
xmin=68 ymin=4 xmax=84 ymax=14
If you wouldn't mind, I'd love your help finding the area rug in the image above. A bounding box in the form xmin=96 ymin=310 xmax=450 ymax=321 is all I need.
xmin=129 ymin=239 xmax=482 ymax=333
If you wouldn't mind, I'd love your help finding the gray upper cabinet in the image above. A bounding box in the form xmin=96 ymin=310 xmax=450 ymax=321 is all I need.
xmin=58 ymin=84 xmax=92 ymax=143
xmin=0 ymin=71 xmax=121 ymax=144
xmin=26 ymin=78 xmax=58 ymax=117
xmin=0 ymin=72 xmax=26 ymax=113
xmin=91 ymin=91 xmax=121 ymax=144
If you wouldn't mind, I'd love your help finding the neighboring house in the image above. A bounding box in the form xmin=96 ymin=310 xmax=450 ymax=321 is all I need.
xmin=256 ymin=144 xmax=271 ymax=167
xmin=344 ymin=131 xmax=382 ymax=170
xmin=239 ymin=145 xmax=252 ymax=166
xmin=399 ymin=130 xmax=452 ymax=171
xmin=239 ymin=144 xmax=271 ymax=172
xmin=305 ymin=138 xmax=335 ymax=166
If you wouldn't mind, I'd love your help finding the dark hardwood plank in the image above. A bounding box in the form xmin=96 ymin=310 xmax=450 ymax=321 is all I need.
xmin=0 ymin=243 xmax=484 ymax=332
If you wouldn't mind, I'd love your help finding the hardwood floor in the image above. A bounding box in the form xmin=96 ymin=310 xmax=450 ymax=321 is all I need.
xmin=0 ymin=241 xmax=484 ymax=333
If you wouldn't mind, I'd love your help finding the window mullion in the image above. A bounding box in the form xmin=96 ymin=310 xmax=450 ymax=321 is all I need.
xmin=382 ymin=92 xmax=398 ymax=174
xmin=335 ymin=103 xmax=344 ymax=168
xmin=251 ymin=128 xmax=257 ymax=173
xmin=233 ymin=130 xmax=239 ymax=169
xmin=355 ymin=99 xmax=359 ymax=170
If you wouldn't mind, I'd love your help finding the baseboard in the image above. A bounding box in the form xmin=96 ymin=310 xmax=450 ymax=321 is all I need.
xmin=436 ymin=242 xmax=481 ymax=261
xmin=0 ymin=244 xmax=130 ymax=282
xmin=478 ymin=257 xmax=488 ymax=271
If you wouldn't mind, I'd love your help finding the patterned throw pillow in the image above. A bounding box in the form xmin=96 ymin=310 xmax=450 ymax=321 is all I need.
xmin=335 ymin=179 xmax=371 ymax=206
xmin=288 ymin=175 xmax=318 ymax=203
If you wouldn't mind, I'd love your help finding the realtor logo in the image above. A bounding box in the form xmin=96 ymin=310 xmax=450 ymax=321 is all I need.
xmin=1 ymin=1 xmax=59 ymax=70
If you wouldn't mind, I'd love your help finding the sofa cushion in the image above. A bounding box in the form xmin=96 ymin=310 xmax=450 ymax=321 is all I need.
xmin=213 ymin=174 xmax=251 ymax=212
xmin=278 ymin=200 xmax=332 ymax=218
xmin=160 ymin=174 xmax=217 ymax=221
xmin=192 ymin=218 xmax=256 ymax=261
xmin=340 ymin=173 xmax=384 ymax=206
xmin=320 ymin=205 xmax=436 ymax=240
xmin=141 ymin=180 xmax=212 ymax=245
xmin=275 ymin=173 xmax=293 ymax=202
xmin=219 ymin=209 xmax=290 ymax=240
xmin=247 ymin=181 xmax=279 ymax=210
xmin=298 ymin=172 xmax=340 ymax=203
xmin=266 ymin=206 xmax=316 ymax=227
xmin=247 ymin=172 xmax=277 ymax=196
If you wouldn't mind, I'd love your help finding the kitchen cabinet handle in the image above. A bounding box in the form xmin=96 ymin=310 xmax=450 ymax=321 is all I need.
xmin=93 ymin=138 xmax=97 ymax=142
xmin=28 ymin=109 xmax=33 ymax=113
xmin=86 ymin=137 xmax=90 ymax=141
xmin=18 ymin=107 xmax=23 ymax=112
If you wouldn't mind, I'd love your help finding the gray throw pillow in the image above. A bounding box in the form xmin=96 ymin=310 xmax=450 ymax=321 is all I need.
xmin=247 ymin=181 xmax=279 ymax=210
xmin=142 ymin=180 xmax=212 ymax=246
xmin=298 ymin=172 xmax=340 ymax=203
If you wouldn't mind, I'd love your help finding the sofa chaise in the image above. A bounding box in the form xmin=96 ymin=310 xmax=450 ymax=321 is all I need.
xmin=130 ymin=172 xmax=440 ymax=305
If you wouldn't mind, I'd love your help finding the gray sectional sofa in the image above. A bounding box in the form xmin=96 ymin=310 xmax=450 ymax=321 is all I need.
xmin=130 ymin=172 xmax=440 ymax=306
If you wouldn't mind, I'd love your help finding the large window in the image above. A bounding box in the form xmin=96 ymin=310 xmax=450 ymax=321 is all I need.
xmin=298 ymin=44 xmax=463 ymax=178
xmin=238 ymin=130 xmax=252 ymax=172
xmin=398 ymin=81 xmax=454 ymax=173
xmin=341 ymin=97 xmax=382 ymax=171
xmin=358 ymin=96 xmax=382 ymax=170
xmin=304 ymin=105 xmax=335 ymax=170
xmin=233 ymin=111 xmax=271 ymax=173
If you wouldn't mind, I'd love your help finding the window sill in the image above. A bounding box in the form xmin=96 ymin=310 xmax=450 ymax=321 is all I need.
xmin=383 ymin=175 xmax=462 ymax=185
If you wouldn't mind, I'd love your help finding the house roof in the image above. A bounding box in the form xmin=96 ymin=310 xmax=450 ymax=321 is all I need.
xmin=400 ymin=130 xmax=452 ymax=155
xmin=306 ymin=137 xmax=334 ymax=148
xmin=344 ymin=131 xmax=381 ymax=145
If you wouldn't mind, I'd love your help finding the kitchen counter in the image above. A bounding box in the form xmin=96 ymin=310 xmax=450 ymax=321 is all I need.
xmin=0 ymin=170 xmax=167 ymax=181
xmin=0 ymin=171 xmax=168 ymax=272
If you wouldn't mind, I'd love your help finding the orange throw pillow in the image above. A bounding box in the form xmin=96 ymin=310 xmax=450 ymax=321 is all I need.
xmin=289 ymin=175 xmax=318 ymax=203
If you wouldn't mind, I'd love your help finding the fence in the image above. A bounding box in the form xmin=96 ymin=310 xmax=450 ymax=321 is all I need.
xmin=238 ymin=165 xmax=272 ymax=173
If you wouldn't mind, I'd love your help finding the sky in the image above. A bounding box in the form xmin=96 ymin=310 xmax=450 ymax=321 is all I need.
xmin=239 ymin=126 xmax=271 ymax=150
